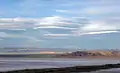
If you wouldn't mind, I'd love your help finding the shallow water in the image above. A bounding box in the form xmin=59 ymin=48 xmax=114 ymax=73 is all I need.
xmin=0 ymin=57 xmax=120 ymax=72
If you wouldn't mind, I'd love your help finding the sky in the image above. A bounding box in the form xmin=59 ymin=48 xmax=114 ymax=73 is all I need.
xmin=0 ymin=0 xmax=120 ymax=50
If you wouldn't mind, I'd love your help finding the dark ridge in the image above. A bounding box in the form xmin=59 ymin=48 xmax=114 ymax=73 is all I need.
xmin=1 ymin=63 xmax=120 ymax=73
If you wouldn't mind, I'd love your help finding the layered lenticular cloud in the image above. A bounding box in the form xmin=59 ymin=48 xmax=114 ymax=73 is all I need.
xmin=0 ymin=16 xmax=120 ymax=37
xmin=0 ymin=0 xmax=120 ymax=48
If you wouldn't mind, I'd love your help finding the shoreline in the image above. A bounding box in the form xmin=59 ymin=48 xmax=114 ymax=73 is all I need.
xmin=57 ymin=56 xmax=120 ymax=60
xmin=1 ymin=54 xmax=120 ymax=60
xmin=2 ymin=63 xmax=120 ymax=73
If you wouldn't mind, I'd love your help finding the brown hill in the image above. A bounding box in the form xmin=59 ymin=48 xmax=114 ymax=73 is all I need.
xmin=59 ymin=50 xmax=120 ymax=57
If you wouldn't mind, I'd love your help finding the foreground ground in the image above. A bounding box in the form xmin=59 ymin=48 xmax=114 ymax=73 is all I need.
xmin=1 ymin=63 xmax=120 ymax=73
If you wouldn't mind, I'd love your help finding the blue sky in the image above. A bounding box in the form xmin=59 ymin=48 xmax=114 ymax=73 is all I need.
xmin=0 ymin=0 xmax=120 ymax=50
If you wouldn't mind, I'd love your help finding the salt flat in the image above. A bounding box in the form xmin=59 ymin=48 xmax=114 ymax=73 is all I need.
xmin=0 ymin=57 xmax=120 ymax=72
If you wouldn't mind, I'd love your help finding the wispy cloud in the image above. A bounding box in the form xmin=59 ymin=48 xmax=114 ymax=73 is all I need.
xmin=44 ymin=33 xmax=72 ymax=37
xmin=74 ymin=31 xmax=119 ymax=36
xmin=0 ymin=15 xmax=120 ymax=38
xmin=80 ymin=21 xmax=119 ymax=31
xmin=55 ymin=10 xmax=69 ymax=13
xmin=0 ymin=32 xmax=42 ymax=42
xmin=0 ymin=16 xmax=79 ymax=30
xmin=34 ymin=26 xmax=77 ymax=30
xmin=73 ymin=20 xmax=120 ymax=36
xmin=84 ymin=31 xmax=119 ymax=35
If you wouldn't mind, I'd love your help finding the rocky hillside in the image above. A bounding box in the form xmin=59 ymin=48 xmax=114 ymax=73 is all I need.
xmin=60 ymin=50 xmax=120 ymax=57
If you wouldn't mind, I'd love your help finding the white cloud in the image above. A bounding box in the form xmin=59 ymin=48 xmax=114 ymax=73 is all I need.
xmin=72 ymin=30 xmax=119 ymax=36
xmin=35 ymin=16 xmax=72 ymax=26
xmin=81 ymin=21 xmax=118 ymax=31
xmin=36 ymin=16 xmax=62 ymax=26
xmin=0 ymin=16 xmax=74 ymax=30
xmin=0 ymin=17 xmax=37 ymax=29
xmin=34 ymin=26 xmax=77 ymax=30
xmin=56 ymin=10 xmax=69 ymax=13
xmin=9 ymin=29 xmax=26 ymax=31
xmin=43 ymin=30 xmax=119 ymax=37
xmin=81 ymin=31 xmax=119 ymax=35
xmin=73 ymin=20 xmax=120 ymax=36
xmin=0 ymin=16 xmax=120 ymax=37
xmin=86 ymin=31 xmax=119 ymax=35
xmin=0 ymin=32 xmax=42 ymax=42
xmin=44 ymin=33 xmax=72 ymax=37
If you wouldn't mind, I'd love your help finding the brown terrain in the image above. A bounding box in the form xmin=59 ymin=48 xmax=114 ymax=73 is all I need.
xmin=58 ymin=50 xmax=120 ymax=60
